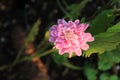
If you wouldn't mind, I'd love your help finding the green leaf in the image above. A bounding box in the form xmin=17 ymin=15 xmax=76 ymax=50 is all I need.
xmin=84 ymin=64 xmax=98 ymax=80
xmin=89 ymin=10 xmax=115 ymax=35
xmin=84 ymin=32 xmax=120 ymax=57
xmin=111 ymin=47 xmax=120 ymax=63
xmin=109 ymin=75 xmax=118 ymax=80
xmin=100 ymin=73 xmax=109 ymax=80
xmin=52 ymin=51 xmax=82 ymax=70
xmin=25 ymin=19 xmax=41 ymax=46
xmin=98 ymin=60 xmax=113 ymax=71
xmin=107 ymin=22 xmax=120 ymax=33
xmin=98 ymin=47 xmax=120 ymax=71
xmin=98 ymin=52 xmax=113 ymax=71
xmin=12 ymin=19 xmax=41 ymax=65
xmin=52 ymin=51 xmax=68 ymax=65
xmin=100 ymin=73 xmax=118 ymax=80
xmin=84 ymin=22 xmax=120 ymax=57
xmin=80 ymin=17 xmax=86 ymax=23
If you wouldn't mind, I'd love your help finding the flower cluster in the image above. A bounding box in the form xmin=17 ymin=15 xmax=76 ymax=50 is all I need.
xmin=49 ymin=19 xmax=94 ymax=58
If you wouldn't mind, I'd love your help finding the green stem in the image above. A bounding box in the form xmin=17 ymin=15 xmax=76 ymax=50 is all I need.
xmin=12 ymin=45 xmax=25 ymax=66
xmin=36 ymin=40 xmax=46 ymax=49
xmin=63 ymin=62 xmax=83 ymax=70
xmin=62 ymin=0 xmax=69 ymax=8
xmin=0 ymin=49 xmax=54 ymax=71
xmin=12 ymin=19 xmax=41 ymax=66
xmin=20 ymin=49 xmax=55 ymax=62
xmin=56 ymin=0 xmax=72 ymax=19
xmin=0 ymin=65 xmax=10 ymax=71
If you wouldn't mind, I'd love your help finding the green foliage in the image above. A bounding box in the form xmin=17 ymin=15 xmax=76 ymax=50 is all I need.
xmin=110 ymin=0 xmax=119 ymax=5
xmin=52 ymin=51 xmax=82 ymax=70
xmin=109 ymin=75 xmax=118 ymax=80
xmin=52 ymin=51 xmax=68 ymax=65
xmin=84 ymin=22 xmax=120 ymax=57
xmin=84 ymin=32 xmax=120 ymax=57
xmin=24 ymin=19 xmax=41 ymax=46
xmin=98 ymin=52 xmax=114 ymax=71
xmin=107 ymin=22 xmax=120 ymax=33
xmin=100 ymin=73 xmax=109 ymax=80
xmin=12 ymin=19 xmax=41 ymax=65
xmin=66 ymin=0 xmax=89 ymax=19
xmin=89 ymin=10 xmax=115 ymax=35
xmin=80 ymin=17 xmax=86 ymax=23
xmin=84 ymin=64 xmax=98 ymax=80
xmin=100 ymin=73 xmax=118 ymax=80
xmin=98 ymin=47 xmax=120 ymax=71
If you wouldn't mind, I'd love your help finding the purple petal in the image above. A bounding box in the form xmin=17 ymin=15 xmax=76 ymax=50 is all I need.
xmin=57 ymin=19 xmax=68 ymax=25
xmin=57 ymin=19 xmax=63 ymax=24
xmin=50 ymin=25 xmax=57 ymax=30
xmin=49 ymin=37 xmax=57 ymax=42
xmin=74 ymin=19 xmax=80 ymax=25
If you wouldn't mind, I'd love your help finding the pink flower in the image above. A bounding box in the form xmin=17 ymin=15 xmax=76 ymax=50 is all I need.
xmin=49 ymin=19 xmax=94 ymax=58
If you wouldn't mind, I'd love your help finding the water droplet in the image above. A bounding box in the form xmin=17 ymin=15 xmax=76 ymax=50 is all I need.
xmin=25 ymin=4 xmax=30 ymax=9
xmin=116 ymin=65 xmax=120 ymax=70
xmin=11 ymin=19 xmax=16 ymax=24
xmin=97 ymin=6 xmax=101 ymax=10
xmin=1 ymin=37 xmax=5 ymax=42
xmin=3 ymin=21 xmax=9 ymax=28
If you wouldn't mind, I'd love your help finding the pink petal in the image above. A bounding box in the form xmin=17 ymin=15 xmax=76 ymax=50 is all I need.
xmin=68 ymin=21 xmax=76 ymax=28
xmin=77 ymin=24 xmax=89 ymax=31
xmin=58 ymin=24 xmax=64 ymax=31
xmin=59 ymin=48 xmax=68 ymax=55
xmin=75 ymin=48 xmax=82 ymax=56
xmin=81 ymin=43 xmax=89 ymax=50
xmin=85 ymin=33 xmax=94 ymax=42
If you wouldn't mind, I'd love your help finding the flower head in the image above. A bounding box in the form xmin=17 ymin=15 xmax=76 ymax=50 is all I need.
xmin=49 ymin=19 xmax=94 ymax=58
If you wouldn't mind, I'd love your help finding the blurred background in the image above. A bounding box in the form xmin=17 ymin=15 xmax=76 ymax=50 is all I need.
xmin=0 ymin=0 xmax=120 ymax=80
